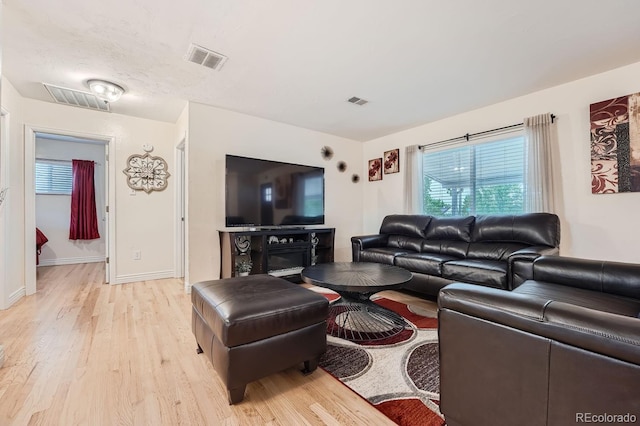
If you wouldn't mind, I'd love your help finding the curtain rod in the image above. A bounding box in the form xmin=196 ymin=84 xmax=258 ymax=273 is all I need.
xmin=419 ymin=114 xmax=556 ymax=150
xmin=36 ymin=157 xmax=102 ymax=165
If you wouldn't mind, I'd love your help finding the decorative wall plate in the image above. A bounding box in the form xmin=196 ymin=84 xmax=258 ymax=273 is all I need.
xmin=123 ymin=153 xmax=170 ymax=193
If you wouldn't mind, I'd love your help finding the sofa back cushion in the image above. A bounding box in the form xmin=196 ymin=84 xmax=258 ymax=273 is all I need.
xmin=472 ymin=213 xmax=560 ymax=247
xmin=421 ymin=216 xmax=474 ymax=257
xmin=421 ymin=240 xmax=468 ymax=258
xmin=426 ymin=216 xmax=475 ymax=241
xmin=387 ymin=235 xmax=423 ymax=252
xmin=533 ymin=256 xmax=640 ymax=300
xmin=466 ymin=242 xmax=529 ymax=261
xmin=380 ymin=215 xmax=432 ymax=239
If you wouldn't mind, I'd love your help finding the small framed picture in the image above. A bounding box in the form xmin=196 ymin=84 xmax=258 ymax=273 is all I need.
xmin=383 ymin=149 xmax=400 ymax=174
xmin=368 ymin=158 xmax=383 ymax=181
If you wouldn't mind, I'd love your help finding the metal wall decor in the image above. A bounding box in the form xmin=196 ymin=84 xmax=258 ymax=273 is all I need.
xmin=123 ymin=153 xmax=170 ymax=193
xmin=321 ymin=146 xmax=334 ymax=160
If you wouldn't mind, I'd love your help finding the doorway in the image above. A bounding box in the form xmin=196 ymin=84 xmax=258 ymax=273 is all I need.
xmin=24 ymin=126 xmax=116 ymax=295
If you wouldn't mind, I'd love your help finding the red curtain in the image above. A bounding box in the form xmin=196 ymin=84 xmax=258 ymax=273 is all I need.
xmin=69 ymin=159 xmax=100 ymax=240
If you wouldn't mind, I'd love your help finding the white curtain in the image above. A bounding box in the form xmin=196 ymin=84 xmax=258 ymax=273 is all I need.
xmin=524 ymin=113 xmax=555 ymax=213
xmin=404 ymin=145 xmax=423 ymax=214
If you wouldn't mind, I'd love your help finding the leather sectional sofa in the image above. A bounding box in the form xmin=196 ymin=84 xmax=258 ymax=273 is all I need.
xmin=351 ymin=213 xmax=560 ymax=297
xmin=438 ymin=255 xmax=640 ymax=426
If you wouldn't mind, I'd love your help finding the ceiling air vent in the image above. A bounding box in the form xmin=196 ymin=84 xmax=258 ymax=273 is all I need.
xmin=185 ymin=43 xmax=228 ymax=71
xmin=348 ymin=96 xmax=368 ymax=106
xmin=43 ymin=84 xmax=110 ymax=112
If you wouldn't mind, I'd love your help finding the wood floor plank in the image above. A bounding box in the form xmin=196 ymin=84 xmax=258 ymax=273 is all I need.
xmin=0 ymin=263 xmax=433 ymax=425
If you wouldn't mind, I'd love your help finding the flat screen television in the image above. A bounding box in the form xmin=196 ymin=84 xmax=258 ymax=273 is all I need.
xmin=225 ymin=155 xmax=325 ymax=228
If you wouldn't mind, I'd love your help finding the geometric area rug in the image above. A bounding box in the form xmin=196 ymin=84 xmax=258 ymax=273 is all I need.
xmin=311 ymin=288 xmax=446 ymax=426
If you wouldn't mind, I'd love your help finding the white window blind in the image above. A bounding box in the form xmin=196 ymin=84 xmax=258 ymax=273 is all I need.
xmin=35 ymin=159 xmax=73 ymax=195
xmin=422 ymin=135 xmax=526 ymax=216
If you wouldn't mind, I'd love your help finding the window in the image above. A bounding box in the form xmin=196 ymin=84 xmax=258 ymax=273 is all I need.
xmin=263 ymin=186 xmax=272 ymax=202
xmin=35 ymin=159 xmax=73 ymax=195
xmin=422 ymin=134 xmax=526 ymax=216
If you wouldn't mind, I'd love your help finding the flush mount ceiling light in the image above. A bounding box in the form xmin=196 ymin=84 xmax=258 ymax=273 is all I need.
xmin=87 ymin=79 xmax=125 ymax=103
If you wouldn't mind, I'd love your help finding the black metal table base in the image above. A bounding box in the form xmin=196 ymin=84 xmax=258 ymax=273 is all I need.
xmin=327 ymin=293 xmax=407 ymax=342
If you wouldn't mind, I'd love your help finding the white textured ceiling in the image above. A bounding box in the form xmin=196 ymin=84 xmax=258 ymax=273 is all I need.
xmin=4 ymin=0 xmax=640 ymax=141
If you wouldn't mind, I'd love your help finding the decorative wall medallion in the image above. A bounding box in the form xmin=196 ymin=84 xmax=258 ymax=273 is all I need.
xmin=352 ymin=174 xmax=360 ymax=183
xmin=337 ymin=161 xmax=347 ymax=172
xmin=123 ymin=153 xmax=170 ymax=193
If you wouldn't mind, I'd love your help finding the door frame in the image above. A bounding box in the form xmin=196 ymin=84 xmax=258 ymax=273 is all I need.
xmin=175 ymin=135 xmax=189 ymax=291
xmin=24 ymin=125 xmax=116 ymax=294
xmin=0 ymin=108 xmax=9 ymax=309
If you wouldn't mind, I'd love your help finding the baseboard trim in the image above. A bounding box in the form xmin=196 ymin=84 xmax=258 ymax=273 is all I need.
xmin=38 ymin=256 xmax=104 ymax=267
xmin=8 ymin=286 xmax=26 ymax=308
xmin=114 ymin=270 xmax=175 ymax=284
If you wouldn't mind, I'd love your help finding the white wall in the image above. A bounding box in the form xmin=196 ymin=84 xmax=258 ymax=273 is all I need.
xmin=0 ymin=77 xmax=25 ymax=308
xmin=363 ymin=60 xmax=640 ymax=263
xmin=188 ymin=102 xmax=364 ymax=284
xmin=35 ymin=137 xmax=106 ymax=266
xmin=0 ymin=94 xmax=178 ymax=294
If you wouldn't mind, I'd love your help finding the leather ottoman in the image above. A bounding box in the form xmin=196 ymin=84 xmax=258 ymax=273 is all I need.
xmin=191 ymin=275 xmax=329 ymax=404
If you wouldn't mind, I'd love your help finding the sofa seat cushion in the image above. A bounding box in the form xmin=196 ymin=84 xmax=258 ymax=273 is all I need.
xmin=360 ymin=247 xmax=411 ymax=265
xmin=395 ymin=252 xmax=459 ymax=276
xmin=514 ymin=280 xmax=640 ymax=318
xmin=442 ymin=260 xmax=508 ymax=289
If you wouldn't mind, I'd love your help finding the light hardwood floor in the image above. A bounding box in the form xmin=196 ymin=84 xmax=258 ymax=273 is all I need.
xmin=0 ymin=263 xmax=437 ymax=425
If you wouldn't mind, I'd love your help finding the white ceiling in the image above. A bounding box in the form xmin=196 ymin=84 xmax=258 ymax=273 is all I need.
xmin=4 ymin=0 xmax=640 ymax=141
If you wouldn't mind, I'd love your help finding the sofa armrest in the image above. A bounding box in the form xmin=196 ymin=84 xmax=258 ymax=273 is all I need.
xmin=439 ymin=283 xmax=640 ymax=365
xmin=544 ymin=301 xmax=640 ymax=365
xmin=351 ymin=234 xmax=389 ymax=262
xmin=508 ymin=246 xmax=559 ymax=288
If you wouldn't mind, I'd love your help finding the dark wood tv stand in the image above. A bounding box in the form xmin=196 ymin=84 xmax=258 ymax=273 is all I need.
xmin=219 ymin=228 xmax=335 ymax=282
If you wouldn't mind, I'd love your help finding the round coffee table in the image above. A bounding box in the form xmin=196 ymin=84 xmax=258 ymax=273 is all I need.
xmin=301 ymin=262 xmax=413 ymax=341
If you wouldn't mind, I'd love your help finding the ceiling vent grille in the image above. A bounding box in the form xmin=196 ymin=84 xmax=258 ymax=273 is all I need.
xmin=43 ymin=84 xmax=110 ymax=112
xmin=185 ymin=43 xmax=228 ymax=70
xmin=348 ymin=96 xmax=368 ymax=106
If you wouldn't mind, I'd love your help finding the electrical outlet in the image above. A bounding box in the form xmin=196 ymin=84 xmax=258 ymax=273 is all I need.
xmin=133 ymin=250 xmax=141 ymax=260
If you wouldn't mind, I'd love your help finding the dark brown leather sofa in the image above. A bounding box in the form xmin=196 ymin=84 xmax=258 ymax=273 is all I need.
xmin=438 ymin=255 xmax=640 ymax=426
xmin=351 ymin=213 xmax=560 ymax=297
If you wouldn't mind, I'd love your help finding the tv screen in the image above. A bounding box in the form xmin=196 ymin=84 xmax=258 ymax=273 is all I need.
xmin=225 ymin=155 xmax=325 ymax=227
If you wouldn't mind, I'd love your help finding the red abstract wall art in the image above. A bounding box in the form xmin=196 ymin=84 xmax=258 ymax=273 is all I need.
xmin=590 ymin=92 xmax=640 ymax=194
